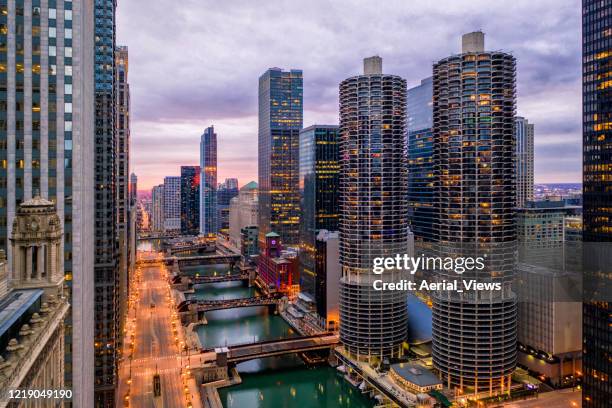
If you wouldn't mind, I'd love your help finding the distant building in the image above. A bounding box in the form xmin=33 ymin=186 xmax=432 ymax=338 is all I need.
xmin=229 ymin=182 xmax=259 ymax=250
xmin=163 ymin=176 xmax=181 ymax=233
xmin=180 ymin=166 xmax=200 ymax=235
xmin=313 ymin=230 xmax=340 ymax=330
xmin=217 ymin=179 xmax=239 ymax=237
xmin=258 ymin=68 xmax=303 ymax=247
xmin=516 ymin=117 xmax=535 ymax=207
xmin=298 ymin=125 xmax=339 ymax=310
xmin=200 ymin=127 xmax=218 ymax=236
xmin=130 ymin=173 xmax=138 ymax=206
xmin=407 ymin=77 xmax=435 ymax=243
xmin=257 ymin=232 xmax=299 ymax=296
xmin=151 ymin=185 xmax=165 ymax=232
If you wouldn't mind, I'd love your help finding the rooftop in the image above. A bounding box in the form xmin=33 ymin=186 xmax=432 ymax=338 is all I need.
xmin=0 ymin=289 xmax=44 ymax=339
xmin=390 ymin=363 xmax=442 ymax=388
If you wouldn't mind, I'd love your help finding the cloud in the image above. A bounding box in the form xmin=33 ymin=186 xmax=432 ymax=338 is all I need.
xmin=117 ymin=0 xmax=581 ymax=189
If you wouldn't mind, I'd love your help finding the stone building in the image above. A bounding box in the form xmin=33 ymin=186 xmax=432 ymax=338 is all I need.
xmin=0 ymin=198 xmax=70 ymax=405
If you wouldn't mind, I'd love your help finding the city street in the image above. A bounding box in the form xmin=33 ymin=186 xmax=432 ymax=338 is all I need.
xmin=117 ymin=253 xmax=202 ymax=408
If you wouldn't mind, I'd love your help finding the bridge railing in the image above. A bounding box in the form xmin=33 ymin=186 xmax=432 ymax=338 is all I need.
xmin=199 ymin=333 xmax=336 ymax=353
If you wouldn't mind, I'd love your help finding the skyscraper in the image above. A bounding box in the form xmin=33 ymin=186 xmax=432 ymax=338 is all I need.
xmin=431 ymin=32 xmax=517 ymax=393
xmin=181 ymin=166 xmax=200 ymax=235
xmin=582 ymin=0 xmax=612 ymax=405
xmin=115 ymin=45 xmax=131 ymax=366
xmin=129 ymin=172 xmax=137 ymax=205
xmin=94 ymin=0 xmax=119 ymax=404
xmin=229 ymin=181 xmax=258 ymax=250
xmin=151 ymin=184 xmax=164 ymax=232
xmin=199 ymin=126 xmax=217 ymax=235
xmin=298 ymin=125 xmax=340 ymax=310
xmin=163 ymin=176 xmax=181 ymax=232
xmin=258 ymin=68 xmax=302 ymax=246
xmin=0 ymin=1 xmax=95 ymax=405
xmin=407 ymin=77 xmax=435 ymax=243
xmin=516 ymin=116 xmax=534 ymax=207
xmin=338 ymin=57 xmax=409 ymax=360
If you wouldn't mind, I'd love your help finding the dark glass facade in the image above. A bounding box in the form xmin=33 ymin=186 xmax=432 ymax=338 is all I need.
xmin=94 ymin=0 xmax=118 ymax=405
xmin=582 ymin=0 xmax=612 ymax=405
xmin=258 ymin=68 xmax=302 ymax=247
xmin=199 ymin=126 xmax=217 ymax=235
xmin=216 ymin=178 xmax=238 ymax=235
xmin=407 ymin=77 xmax=434 ymax=242
xmin=180 ymin=165 xmax=200 ymax=235
xmin=298 ymin=125 xmax=339 ymax=312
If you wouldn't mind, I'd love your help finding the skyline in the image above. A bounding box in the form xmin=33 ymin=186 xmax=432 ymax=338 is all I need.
xmin=117 ymin=0 xmax=581 ymax=190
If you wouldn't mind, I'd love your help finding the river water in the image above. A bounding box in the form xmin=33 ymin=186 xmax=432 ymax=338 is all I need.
xmin=138 ymin=240 xmax=374 ymax=407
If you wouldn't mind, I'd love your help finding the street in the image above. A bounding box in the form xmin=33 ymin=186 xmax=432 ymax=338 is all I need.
xmin=117 ymin=252 xmax=202 ymax=408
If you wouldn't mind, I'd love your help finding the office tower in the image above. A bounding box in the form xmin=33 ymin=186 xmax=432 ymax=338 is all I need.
xmin=199 ymin=126 xmax=217 ymax=235
xmin=229 ymin=181 xmax=258 ymax=249
xmin=151 ymin=184 xmax=164 ymax=232
xmin=163 ymin=176 xmax=181 ymax=232
xmin=338 ymin=57 xmax=409 ymax=360
xmin=298 ymin=125 xmax=339 ymax=308
xmin=94 ymin=0 xmax=118 ymax=404
xmin=240 ymin=226 xmax=259 ymax=258
xmin=582 ymin=0 xmax=612 ymax=405
xmin=216 ymin=178 xmax=239 ymax=236
xmin=115 ymin=45 xmax=131 ymax=360
xmin=258 ymin=68 xmax=303 ymax=247
xmin=432 ymin=32 xmax=517 ymax=393
xmin=180 ymin=166 xmax=200 ymax=235
xmin=0 ymin=1 xmax=94 ymax=405
xmin=516 ymin=117 xmax=534 ymax=207
xmin=129 ymin=172 xmax=137 ymax=205
xmin=407 ymin=77 xmax=435 ymax=243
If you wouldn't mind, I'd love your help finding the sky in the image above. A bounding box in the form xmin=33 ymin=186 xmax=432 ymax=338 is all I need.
xmin=117 ymin=0 xmax=582 ymax=191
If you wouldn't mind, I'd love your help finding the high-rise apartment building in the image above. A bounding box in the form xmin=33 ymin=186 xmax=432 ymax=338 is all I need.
xmin=163 ymin=176 xmax=181 ymax=232
xmin=229 ymin=181 xmax=258 ymax=250
xmin=0 ymin=1 xmax=95 ymax=405
xmin=407 ymin=77 xmax=435 ymax=243
xmin=151 ymin=184 xmax=164 ymax=232
xmin=199 ymin=126 xmax=217 ymax=235
xmin=338 ymin=57 xmax=409 ymax=361
xmin=217 ymin=178 xmax=238 ymax=236
xmin=298 ymin=125 xmax=339 ymax=309
xmin=582 ymin=0 xmax=612 ymax=405
xmin=258 ymin=68 xmax=302 ymax=246
xmin=516 ymin=116 xmax=534 ymax=207
xmin=431 ymin=32 xmax=517 ymax=393
xmin=94 ymin=0 xmax=119 ymax=404
xmin=180 ymin=166 xmax=200 ymax=235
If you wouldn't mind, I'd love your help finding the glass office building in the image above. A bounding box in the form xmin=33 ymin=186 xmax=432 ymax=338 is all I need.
xmin=257 ymin=68 xmax=302 ymax=246
xmin=582 ymin=0 xmax=612 ymax=405
xmin=407 ymin=77 xmax=434 ymax=243
xmin=180 ymin=165 xmax=200 ymax=235
xmin=298 ymin=125 xmax=339 ymax=312
xmin=199 ymin=126 xmax=217 ymax=235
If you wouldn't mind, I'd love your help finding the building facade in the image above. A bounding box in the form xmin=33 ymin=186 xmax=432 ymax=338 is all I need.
xmin=163 ymin=176 xmax=180 ymax=233
xmin=431 ymin=32 xmax=517 ymax=393
xmin=258 ymin=68 xmax=302 ymax=247
xmin=298 ymin=125 xmax=339 ymax=310
xmin=216 ymin=178 xmax=238 ymax=236
xmin=129 ymin=172 xmax=137 ymax=205
xmin=338 ymin=57 xmax=409 ymax=361
xmin=257 ymin=232 xmax=299 ymax=295
xmin=151 ymin=184 xmax=164 ymax=232
xmin=180 ymin=166 xmax=200 ymax=235
xmin=0 ymin=1 xmax=95 ymax=404
xmin=407 ymin=77 xmax=435 ymax=243
xmin=228 ymin=181 xmax=257 ymax=250
xmin=582 ymin=0 xmax=612 ymax=405
xmin=199 ymin=126 xmax=217 ymax=236
xmin=516 ymin=116 xmax=534 ymax=207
